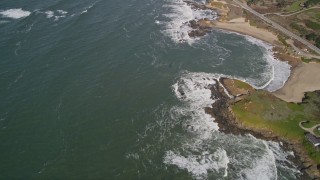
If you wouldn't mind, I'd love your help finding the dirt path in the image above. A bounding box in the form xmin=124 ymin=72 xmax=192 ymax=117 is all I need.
xmin=299 ymin=121 xmax=320 ymax=137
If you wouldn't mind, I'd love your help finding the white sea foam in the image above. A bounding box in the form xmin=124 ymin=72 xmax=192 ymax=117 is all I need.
xmin=45 ymin=10 xmax=67 ymax=21
xmin=164 ymin=149 xmax=229 ymax=179
xmin=172 ymin=72 xmax=221 ymax=137
xmin=244 ymin=36 xmax=291 ymax=92
xmin=45 ymin=11 xmax=54 ymax=18
xmin=161 ymin=0 xmax=217 ymax=44
xmin=81 ymin=1 xmax=97 ymax=14
xmin=267 ymin=141 xmax=301 ymax=177
xmin=160 ymin=0 xmax=290 ymax=91
xmin=81 ymin=10 xmax=88 ymax=14
xmin=57 ymin=10 xmax=67 ymax=15
xmin=214 ymin=30 xmax=291 ymax=92
xmin=167 ymin=72 xmax=301 ymax=178
xmin=237 ymin=136 xmax=300 ymax=180
xmin=0 ymin=9 xmax=31 ymax=19
xmin=164 ymin=72 xmax=232 ymax=178
xmin=132 ymin=71 xmax=301 ymax=178
xmin=240 ymin=141 xmax=278 ymax=180
xmin=125 ymin=153 xmax=140 ymax=160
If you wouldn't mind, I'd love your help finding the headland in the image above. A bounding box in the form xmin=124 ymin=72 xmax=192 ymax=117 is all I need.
xmin=186 ymin=0 xmax=320 ymax=178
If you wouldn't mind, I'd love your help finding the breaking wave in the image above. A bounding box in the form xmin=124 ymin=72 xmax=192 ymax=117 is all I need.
xmin=159 ymin=0 xmax=290 ymax=92
xmin=164 ymin=72 xmax=299 ymax=179
xmin=244 ymin=36 xmax=291 ymax=92
xmin=160 ymin=0 xmax=217 ymax=44
xmin=172 ymin=72 xmax=220 ymax=136
xmin=128 ymin=71 xmax=301 ymax=179
xmin=0 ymin=9 xmax=31 ymax=19
xmin=164 ymin=148 xmax=229 ymax=179
xmin=165 ymin=72 xmax=229 ymax=179
xmin=44 ymin=10 xmax=68 ymax=21
xmin=81 ymin=1 xmax=98 ymax=14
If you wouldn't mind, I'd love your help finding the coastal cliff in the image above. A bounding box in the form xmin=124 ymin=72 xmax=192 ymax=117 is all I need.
xmin=206 ymin=78 xmax=320 ymax=178
xmin=181 ymin=0 xmax=320 ymax=177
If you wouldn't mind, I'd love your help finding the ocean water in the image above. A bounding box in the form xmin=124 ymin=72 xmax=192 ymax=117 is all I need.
xmin=0 ymin=0 xmax=298 ymax=179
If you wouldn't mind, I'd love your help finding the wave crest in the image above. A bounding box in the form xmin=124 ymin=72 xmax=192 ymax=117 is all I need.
xmin=0 ymin=9 xmax=31 ymax=19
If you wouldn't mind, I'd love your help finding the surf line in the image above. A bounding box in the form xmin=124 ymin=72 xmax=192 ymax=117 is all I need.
xmin=257 ymin=65 xmax=275 ymax=90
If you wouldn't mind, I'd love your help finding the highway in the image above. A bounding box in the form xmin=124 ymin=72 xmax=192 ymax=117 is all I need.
xmin=232 ymin=0 xmax=320 ymax=55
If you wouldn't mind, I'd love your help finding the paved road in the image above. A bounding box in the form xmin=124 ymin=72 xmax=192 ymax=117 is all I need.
xmin=287 ymin=39 xmax=320 ymax=59
xmin=263 ymin=7 xmax=320 ymax=17
xmin=232 ymin=0 xmax=320 ymax=55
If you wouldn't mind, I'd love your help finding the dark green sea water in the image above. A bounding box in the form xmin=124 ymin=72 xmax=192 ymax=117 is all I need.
xmin=0 ymin=0 xmax=300 ymax=179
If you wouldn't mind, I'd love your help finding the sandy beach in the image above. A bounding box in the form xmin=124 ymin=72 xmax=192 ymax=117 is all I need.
xmin=213 ymin=18 xmax=278 ymax=44
xmin=207 ymin=1 xmax=320 ymax=177
xmin=273 ymin=63 xmax=320 ymax=103
xmin=211 ymin=17 xmax=320 ymax=103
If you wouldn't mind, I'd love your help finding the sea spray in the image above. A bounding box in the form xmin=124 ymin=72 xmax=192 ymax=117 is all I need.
xmin=0 ymin=9 xmax=31 ymax=19
xmin=244 ymin=36 xmax=291 ymax=92
xmin=160 ymin=0 xmax=217 ymax=44
xmin=164 ymin=149 xmax=229 ymax=179
xmin=165 ymin=72 xmax=299 ymax=179
xmin=160 ymin=0 xmax=291 ymax=92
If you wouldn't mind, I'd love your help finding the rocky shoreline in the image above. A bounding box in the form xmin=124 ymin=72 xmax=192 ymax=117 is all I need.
xmin=183 ymin=0 xmax=303 ymax=67
xmin=179 ymin=0 xmax=320 ymax=177
xmin=205 ymin=78 xmax=317 ymax=179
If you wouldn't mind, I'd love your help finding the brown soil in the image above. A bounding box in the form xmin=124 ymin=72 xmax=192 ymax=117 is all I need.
xmin=226 ymin=3 xmax=243 ymax=20
xmin=273 ymin=46 xmax=302 ymax=68
xmin=220 ymin=79 xmax=254 ymax=97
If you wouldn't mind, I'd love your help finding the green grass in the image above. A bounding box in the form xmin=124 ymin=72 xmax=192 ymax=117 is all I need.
xmin=305 ymin=20 xmax=320 ymax=30
xmin=300 ymin=121 xmax=319 ymax=128
xmin=315 ymin=13 xmax=320 ymax=20
xmin=247 ymin=0 xmax=260 ymax=5
xmin=232 ymin=91 xmax=304 ymax=139
xmin=234 ymin=79 xmax=253 ymax=90
xmin=288 ymin=102 xmax=304 ymax=111
xmin=278 ymin=35 xmax=289 ymax=47
xmin=305 ymin=0 xmax=320 ymax=7
xmin=290 ymin=22 xmax=309 ymax=35
xmin=301 ymin=57 xmax=320 ymax=63
xmin=286 ymin=0 xmax=306 ymax=12
xmin=302 ymin=139 xmax=320 ymax=163
xmin=231 ymin=90 xmax=320 ymax=164
xmin=306 ymin=9 xmax=320 ymax=20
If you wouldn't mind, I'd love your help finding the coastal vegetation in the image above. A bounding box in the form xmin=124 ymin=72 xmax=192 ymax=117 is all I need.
xmin=305 ymin=0 xmax=320 ymax=7
xmin=246 ymin=0 xmax=320 ymax=49
xmin=286 ymin=0 xmax=306 ymax=12
xmin=209 ymin=0 xmax=320 ymax=176
xmin=247 ymin=0 xmax=260 ymax=5
xmin=305 ymin=20 xmax=320 ymax=30
xmin=301 ymin=57 xmax=320 ymax=62
xmin=212 ymin=77 xmax=320 ymax=176
xmin=278 ymin=35 xmax=289 ymax=47
xmin=231 ymin=88 xmax=320 ymax=164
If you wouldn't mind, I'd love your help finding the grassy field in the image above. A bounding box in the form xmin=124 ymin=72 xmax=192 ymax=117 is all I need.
xmin=316 ymin=13 xmax=320 ymax=20
xmin=290 ymin=22 xmax=309 ymax=35
xmin=234 ymin=79 xmax=253 ymax=89
xmin=231 ymin=90 xmax=320 ymax=164
xmin=305 ymin=9 xmax=320 ymax=20
xmin=286 ymin=0 xmax=306 ymax=12
xmin=305 ymin=20 xmax=320 ymax=30
xmin=301 ymin=57 xmax=320 ymax=63
xmin=278 ymin=35 xmax=289 ymax=47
